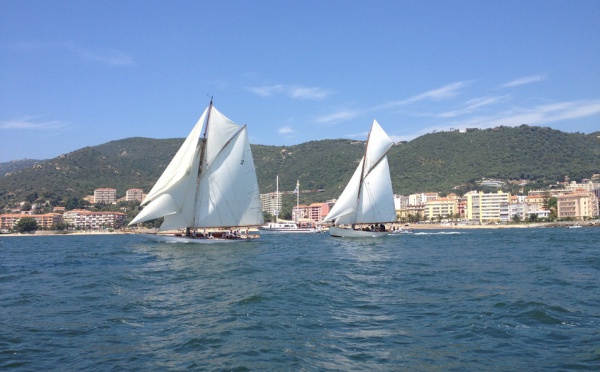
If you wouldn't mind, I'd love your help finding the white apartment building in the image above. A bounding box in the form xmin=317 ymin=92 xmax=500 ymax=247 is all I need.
xmin=63 ymin=210 xmax=126 ymax=229
xmin=260 ymin=192 xmax=282 ymax=216
xmin=466 ymin=191 xmax=511 ymax=224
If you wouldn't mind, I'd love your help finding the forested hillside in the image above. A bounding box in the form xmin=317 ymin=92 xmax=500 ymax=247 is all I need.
xmin=1 ymin=125 xmax=599 ymax=212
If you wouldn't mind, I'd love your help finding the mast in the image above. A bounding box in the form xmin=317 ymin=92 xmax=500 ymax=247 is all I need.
xmin=190 ymin=97 xmax=213 ymax=229
xmin=197 ymin=97 xmax=213 ymax=179
xmin=275 ymin=175 xmax=279 ymax=222
xmin=356 ymin=124 xmax=372 ymax=208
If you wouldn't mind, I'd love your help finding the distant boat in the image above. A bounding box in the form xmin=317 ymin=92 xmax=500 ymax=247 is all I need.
xmin=568 ymin=225 xmax=583 ymax=229
xmin=259 ymin=176 xmax=323 ymax=234
xmin=259 ymin=221 xmax=322 ymax=234
xmin=323 ymin=120 xmax=396 ymax=238
xmin=128 ymin=100 xmax=264 ymax=243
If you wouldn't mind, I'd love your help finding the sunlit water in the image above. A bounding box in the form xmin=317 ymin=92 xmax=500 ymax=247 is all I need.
xmin=1 ymin=228 xmax=599 ymax=371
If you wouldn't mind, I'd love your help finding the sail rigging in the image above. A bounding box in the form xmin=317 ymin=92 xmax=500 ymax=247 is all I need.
xmin=129 ymin=103 xmax=263 ymax=231
xmin=324 ymin=119 xmax=396 ymax=225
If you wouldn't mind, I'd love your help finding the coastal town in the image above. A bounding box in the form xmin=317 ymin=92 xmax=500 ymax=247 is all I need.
xmin=1 ymin=174 xmax=599 ymax=233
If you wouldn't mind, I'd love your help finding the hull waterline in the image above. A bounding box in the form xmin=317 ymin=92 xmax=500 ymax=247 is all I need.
xmin=328 ymin=226 xmax=389 ymax=238
xmin=141 ymin=233 xmax=258 ymax=244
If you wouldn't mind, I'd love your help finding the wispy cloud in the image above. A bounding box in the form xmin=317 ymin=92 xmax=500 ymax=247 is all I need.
xmin=316 ymin=81 xmax=472 ymax=124
xmin=436 ymin=95 xmax=509 ymax=118
xmin=443 ymin=99 xmax=600 ymax=130
xmin=0 ymin=117 xmax=66 ymax=130
xmin=500 ymin=74 xmax=546 ymax=88
xmin=278 ymin=126 xmax=294 ymax=134
xmin=8 ymin=41 xmax=134 ymax=66
xmin=247 ymin=84 xmax=332 ymax=100
xmin=316 ymin=109 xmax=360 ymax=123
xmin=78 ymin=47 xmax=134 ymax=66
xmin=376 ymin=81 xmax=472 ymax=110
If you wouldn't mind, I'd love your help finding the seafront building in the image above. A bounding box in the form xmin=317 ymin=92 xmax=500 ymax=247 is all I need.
xmin=557 ymin=192 xmax=598 ymax=220
xmin=423 ymin=197 xmax=458 ymax=221
xmin=0 ymin=213 xmax=62 ymax=230
xmin=63 ymin=210 xmax=126 ymax=229
xmin=466 ymin=191 xmax=511 ymax=224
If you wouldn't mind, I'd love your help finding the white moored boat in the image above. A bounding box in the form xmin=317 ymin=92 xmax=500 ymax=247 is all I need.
xmin=128 ymin=100 xmax=263 ymax=243
xmin=259 ymin=220 xmax=322 ymax=234
xmin=323 ymin=119 xmax=396 ymax=238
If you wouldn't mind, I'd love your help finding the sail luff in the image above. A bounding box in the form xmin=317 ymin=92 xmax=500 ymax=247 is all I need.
xmin=128 ymin=110 xmax=206 ymax=226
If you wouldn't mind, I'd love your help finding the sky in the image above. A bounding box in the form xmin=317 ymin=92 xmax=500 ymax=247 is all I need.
xmin=1 ymin=0 xmax=599 ymax=163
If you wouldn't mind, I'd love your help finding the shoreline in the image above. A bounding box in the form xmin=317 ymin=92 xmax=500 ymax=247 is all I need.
xmin=1 ymin=221 xmax=598 ymax=237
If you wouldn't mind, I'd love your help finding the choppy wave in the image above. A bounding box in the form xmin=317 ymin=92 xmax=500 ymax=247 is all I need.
xmin=1 ymin=228 xmax=599 ymax=370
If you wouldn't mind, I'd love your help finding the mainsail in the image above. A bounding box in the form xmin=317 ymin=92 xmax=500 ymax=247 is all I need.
xmin=324 ymin=120 xmax=396 ymax=225
xmin=129 ymin=103 xmax=263 ymax=231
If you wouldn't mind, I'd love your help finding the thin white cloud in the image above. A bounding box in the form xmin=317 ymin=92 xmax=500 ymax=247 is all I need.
xmin=8 ymin=41 xmax=134 ymax=66
xmin=247 ymin=84 xmax=332 ymax=100
xmin=440 ymin=99 xmax=600 ymax=131
xmin=316 ymin=110 xmax=360 ymax=123
xmin=377 ymin=81 xmax=472 ymax=110
xmin=78 ymin=47 xmax=134 ymax=66
xmin=500 ymin=74 xmax=546 ymax=88
xmin=0 ymin=117 xmax=66 ymax=130
xmin=436 ymin=95 xmax=509 ymax=118
xmin=278 ymin=126 xmax=294 ymax=134
xmin=317 ymin=81 xmax=472 ymax=124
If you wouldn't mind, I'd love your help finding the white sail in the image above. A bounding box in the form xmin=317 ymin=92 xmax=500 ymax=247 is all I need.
xmin=324 ymin=119 xmax=396 ymax=225
xmin=195 ymin=124 xmax=263 ymax=228
xmin=129 ymin=104 xmax=263 ymax=231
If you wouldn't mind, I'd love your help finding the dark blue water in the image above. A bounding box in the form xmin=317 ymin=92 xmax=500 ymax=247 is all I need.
xmin=1 ymin=228 xmax=599 ymax=371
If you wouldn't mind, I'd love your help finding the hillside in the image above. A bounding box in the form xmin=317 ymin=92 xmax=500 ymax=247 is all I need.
xmin=1 ymin=125 xmax=599 ymax=211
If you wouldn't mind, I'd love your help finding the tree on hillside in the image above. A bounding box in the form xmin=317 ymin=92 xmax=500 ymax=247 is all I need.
xmin=14 ymin=217 xmax=38 ymax=233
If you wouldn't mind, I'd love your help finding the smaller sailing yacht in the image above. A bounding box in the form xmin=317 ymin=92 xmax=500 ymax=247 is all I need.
xmin=323 ymin=120 xmax=396 ymax=238
xmin=128 ymin=100 xmax=264 ymax=243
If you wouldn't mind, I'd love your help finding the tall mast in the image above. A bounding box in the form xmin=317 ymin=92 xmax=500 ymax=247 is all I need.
xmin=295 ymin=180 xmax=300 ymax=222
xmin=190 ymin=98 xmax=213 ymax=229
xmin=356 ymin=124 xmax=372 ymax=206
xmin=197 ymin=97 xmax=213 ymax=179
xmin=276 ymin=175 xmax=279 ymax=223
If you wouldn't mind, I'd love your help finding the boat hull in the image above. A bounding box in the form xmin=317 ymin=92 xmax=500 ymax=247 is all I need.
xmin=140 ymin=233 xmax=258 ymax=244
xmin=328 ymin=226 xmax=389 ymax=238
xmin=258 ymin=227 xmax=322 ymax=234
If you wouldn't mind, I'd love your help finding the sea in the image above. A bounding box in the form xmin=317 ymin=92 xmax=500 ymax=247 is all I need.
xmin=1 ymin=228 xmax=599 ymax=371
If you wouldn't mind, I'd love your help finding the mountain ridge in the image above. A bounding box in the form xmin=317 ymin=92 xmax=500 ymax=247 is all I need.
xmin=1 ymin=125 xmax=599 ymax=211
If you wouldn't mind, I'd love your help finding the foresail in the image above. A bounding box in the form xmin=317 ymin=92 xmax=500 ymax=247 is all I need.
xmin=142 ymin=110 xmax=206 ymax=206
xmin=195 ymin=124 xmax=263 ymax=228
xmin=128 ymin=110 xmax=205 ymax=227
xmin=323 ymin=158 xmax=363 ymax=224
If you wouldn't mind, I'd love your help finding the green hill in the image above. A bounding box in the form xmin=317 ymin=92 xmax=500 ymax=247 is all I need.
xmin=1 ymin=125 xmax=599 ymax=212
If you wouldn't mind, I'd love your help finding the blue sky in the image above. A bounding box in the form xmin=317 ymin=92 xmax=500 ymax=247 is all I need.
xmin=1 ymin=0 xmax=599 ymax=162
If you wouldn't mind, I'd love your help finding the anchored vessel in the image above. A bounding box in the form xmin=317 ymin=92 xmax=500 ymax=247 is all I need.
xmin=129 ymin=100 xmax=264 ymax=243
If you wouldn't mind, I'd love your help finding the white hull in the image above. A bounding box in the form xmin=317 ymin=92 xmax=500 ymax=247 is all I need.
xmin=258 ymin=222 xmax=322 ymax=234
xmin=141 ymin=233 xmax=258 ymax=244
xmin=258 ymin=227 xmax=322 ymax=234
xmin=328 ymin=226 xmax=389 ymax=238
